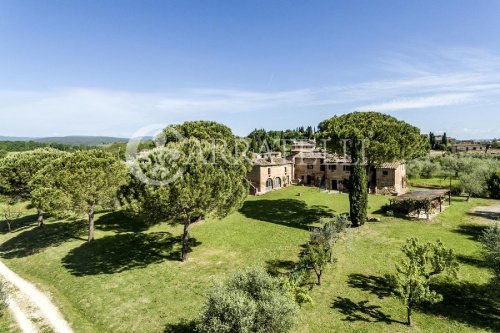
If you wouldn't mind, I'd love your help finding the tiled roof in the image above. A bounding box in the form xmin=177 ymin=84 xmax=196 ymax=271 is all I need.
xmin=380 ymin=162 xmax=403 ymax=169
xmin=253 ymin=157 xmax=292 ymax=166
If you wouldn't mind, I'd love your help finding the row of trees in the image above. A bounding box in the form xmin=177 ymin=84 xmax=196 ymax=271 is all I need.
xmin=0 ymin=121 xmax=251 ymax=257
xmin=247 ymin=126 xmax=315 ymax=153
xmin=429 ymin=132 xmax=448 ymax=150
xmin=407 ymin=155 xmax=500 ymax=200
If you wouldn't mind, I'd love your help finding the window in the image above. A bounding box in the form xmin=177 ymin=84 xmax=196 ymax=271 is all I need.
xmin=328 ymin=165 xmax=337 ymax=171
xmin=307 ymin=164 xmax=313 ymax=169
xmin=284 ymin=167 xmax=287 ymax=173
xmin=382 ymin=170 xmax=389 ymax=176
xmin=343 ymin=165 xmax=350 ymax=172
xmin=268 ymin=168 xmax=271 ymax=175
xmin=320 ymin=165 xmax=325 ymax=171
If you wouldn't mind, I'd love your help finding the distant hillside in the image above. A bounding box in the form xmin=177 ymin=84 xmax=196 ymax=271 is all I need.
xmin=0 ymin=136 xmax=129 ymax=145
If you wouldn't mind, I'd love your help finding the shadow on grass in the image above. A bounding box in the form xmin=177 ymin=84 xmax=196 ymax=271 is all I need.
xmin=453 ymin=224 xmax=488 ymax=241
xmin=347 ymin=273 xmax=393 ymax=299
xmin=239 ymin=199 xmax=334 ymax=230
xmin=467 ymin=211 xmax=500 ymax=220
xmin=0 ymin=221 xmax=87 ymax=258
xmin=163 ymin=319 xmax=197 ymax=333
xmin=62 ymin=232 xmax=201 ymax=276
xmin=0 ymin=214 xmax=38 ymax=234
xmin=265 ymin=259 xmax=296 ymax=276
xmin=457 ymin=254 xmax=489 ymax=268
xmin=421 ymin=281 xmax=500 ymax=331
xmin=331 ymin=297 xmax=404 ymax=324
xmin=95 ymin=211 xmax=149 ymax=233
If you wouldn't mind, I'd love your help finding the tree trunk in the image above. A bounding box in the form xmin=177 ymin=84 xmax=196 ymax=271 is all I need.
xmin=181 ymin=217 xmax=191 ymax=262
xmin=466 ymin=193 xmax=471 ymax=202
xmin=349 ymin=138 xmax=368 ymax=227
xmin=37 ymin=208 xmax=44 ymax=227
xmin=87 ymin=204 xmax=95 ymax=242
xmin=6 ymin=221 xmax=11 ymax=232
xmin=315 ymin=269 xmax=322 ymax=285
xmin=407 ymin=305 xmax=412 ymax=326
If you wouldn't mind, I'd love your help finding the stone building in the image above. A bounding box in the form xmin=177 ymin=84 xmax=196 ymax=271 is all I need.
xmin=247 ymin=141 xmax=407 ymax=195
xmin=247 ymin=152 xmax=294 ymax=195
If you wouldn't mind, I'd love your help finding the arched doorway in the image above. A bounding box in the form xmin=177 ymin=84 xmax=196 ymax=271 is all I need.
xmin=266 ymin=178 xmax=273 ymax=191
xmin=274 ymin=177 xmax=282 ymax=188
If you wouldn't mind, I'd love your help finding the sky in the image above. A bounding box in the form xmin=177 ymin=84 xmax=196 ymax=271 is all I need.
xmin=0 ymin=0 xmax=499 ymax=139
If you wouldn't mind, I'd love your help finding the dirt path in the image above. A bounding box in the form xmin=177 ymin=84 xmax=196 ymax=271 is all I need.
xmin=0 ymin=260 xmax=73 ymax=333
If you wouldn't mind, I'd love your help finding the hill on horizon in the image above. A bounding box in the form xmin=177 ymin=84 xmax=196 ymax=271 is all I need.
xmin=0 ymin=136 xmax=129 ymax=146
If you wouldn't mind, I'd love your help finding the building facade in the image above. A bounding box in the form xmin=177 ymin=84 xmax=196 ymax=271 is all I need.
xmin=247 ymin=152 xmax=294 ymax=195
xmin=247 ymin=140 xmax=407 ymax=195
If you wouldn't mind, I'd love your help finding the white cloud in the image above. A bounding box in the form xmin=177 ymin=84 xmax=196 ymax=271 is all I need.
xmin=357 ymin=93 xmax=475 ymax=112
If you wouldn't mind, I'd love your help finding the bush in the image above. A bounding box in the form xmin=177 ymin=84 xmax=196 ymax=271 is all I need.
xmin=450 ymin=184 xmax=462 ymax=196
xmin=480 ymin=224 xmax=500 ymax=286
xmin=196 ymin=268 xmax=298 ymax=333
xmin=487 ymin=171 xmax=500 ymax=199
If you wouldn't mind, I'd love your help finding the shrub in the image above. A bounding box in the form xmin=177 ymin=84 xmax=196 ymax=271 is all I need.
xmin=480 ymin=224 xmax=500 ymax=285
xmin=196 ymin=267 xmax=298 ymax=333
xmin=487 ymin=171 xmax=500 ymax=199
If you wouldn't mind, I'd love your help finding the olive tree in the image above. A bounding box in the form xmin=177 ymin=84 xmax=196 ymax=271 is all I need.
xmin=388 ymin=238 xmax=458 ymax=326
xmin=480 ymin=224 xmax=500 ymax=285
xmin=0 ymin=148 xmax=67 ymax=226
xmin=318 ymin=112 xmax=428 ymax=227
xmin=196 ymin=267 xmax=298 ymax=333
xmin=30 ymin=150 xmax=128 ymax=242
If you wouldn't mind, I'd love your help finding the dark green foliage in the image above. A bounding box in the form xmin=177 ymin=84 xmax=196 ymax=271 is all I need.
xmin=318 ymin=112 xmax=428 ymax=228
xmin=196 ymin=267 xmax=298 ymax=333
xmin=247 ymin=126 xmax=315 ymax=153
xmin=388 ymin=238 xmax=458 ymax=326
xmin=479 ymin=224 xmax=500 ymax=285
xmin=30 ymin=150 xmax=128 ymax=241
xmin=300 ymin=243 xmax=328 ymax=285
xmin=122 ymin=121 xmax=250 ymax=261
xmin=487 ymin=171 xmax=500 ymax=199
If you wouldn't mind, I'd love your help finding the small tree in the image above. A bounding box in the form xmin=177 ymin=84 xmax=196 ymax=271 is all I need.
xmin=196 ymin=267 xmax=298 ymax=333
xmin=389 ymin=238 xmax=458 ymax=326
xmin=300 ymin=244 xmax=328 ymax=285
xmin=480 ymin=224 xmax=500 ymax=285
xmin=459 ymin=165 xmax=491 ymax=201
xmin=486 ymin=171 xmax=500 ymax=199
xmin=310 ymin=215 xmax=350 ymax=262
xmin=30 ymin=150 xmax=127 ymax=242
xmin=0 ymin=203 xmax=21 ymax=232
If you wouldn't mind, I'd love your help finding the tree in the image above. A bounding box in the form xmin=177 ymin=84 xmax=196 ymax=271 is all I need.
xmin=441 ymin=132 xmax=447 ymax=146
xmin=0 ymin=148 xmax=67 ymax=226
xmin=196 ymin=267 xmax=298 ymax=333
xmin=459 ymin=163 xmax=491 ymax=201
xmin=480 ymin=224 xmax=500 ymax=285
xmin=122 ymin=126 xmax=250 ymax=261
xmin=300 ymin=244 xmax=328 ymax=285
xmin=30 ymin=150 xmax=128 ymax=242
xmin=388 ymin=238 xmax=458 ymax=326
xmin=429 ymin=132 xmax=436 ymax=149
xmin=487 ymin=171 xmax=500 ymax=199
xmin=318 ymin=112 xmax=428 ymax=226
xmin=0 ymin=203 xmax=21 ymax=232
xmin=310 ymin=215 xmax=350 ymax=262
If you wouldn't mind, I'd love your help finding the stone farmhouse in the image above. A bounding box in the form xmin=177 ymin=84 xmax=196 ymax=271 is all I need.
xmin=247 ymin=140 xmax=407 ymax=195
xmin=451 ymin=141 xmax=500 ymax=154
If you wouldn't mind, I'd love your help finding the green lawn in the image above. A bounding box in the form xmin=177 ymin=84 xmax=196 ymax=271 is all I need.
xmin=0 ymin=186 xmax=498 ymax=332
xmin=408 ymin=176 xmax=459 ymax=188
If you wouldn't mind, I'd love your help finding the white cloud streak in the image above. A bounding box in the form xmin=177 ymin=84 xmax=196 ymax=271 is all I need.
xmin=0 ymin=47 xmax=499 ymax=136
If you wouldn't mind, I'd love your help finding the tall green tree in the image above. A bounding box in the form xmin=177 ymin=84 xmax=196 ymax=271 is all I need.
xmin=0 ymin=148 xmax=67 ymax=226
xmin=122 ymin=122 xmax=250 ymax=261
xmin=480 ymin=224 xmax=500 ymax=285
xmin=388 ymin=238 xmax=458 ymax=326
xmin=318 ymin=112 xmax=428 ymax=226
xmin=30 ymin=150 xmax=127 ymax=241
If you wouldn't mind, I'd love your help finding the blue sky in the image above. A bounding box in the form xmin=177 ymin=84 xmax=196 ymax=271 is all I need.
xmin=0 ymin=1 xmax=499 ymax=139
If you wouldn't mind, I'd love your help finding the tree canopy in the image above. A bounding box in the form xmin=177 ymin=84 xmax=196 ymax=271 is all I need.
xmin=317 ymin=112 xmax=429 ymax=166
xmin=122 ymin=121 xmax=250 ymax=261
xmin=30 ymin=150 xmax=128 ymax=241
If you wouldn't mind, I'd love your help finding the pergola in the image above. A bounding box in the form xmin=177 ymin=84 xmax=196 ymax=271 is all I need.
xmin=389 ymin=189 xmax=451 ymax=219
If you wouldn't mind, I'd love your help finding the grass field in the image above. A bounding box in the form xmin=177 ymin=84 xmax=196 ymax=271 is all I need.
xmin=408 ymin=176 xmax=460 ymax=188
xmin=0 ymin=186 xmax=499 ymax=332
